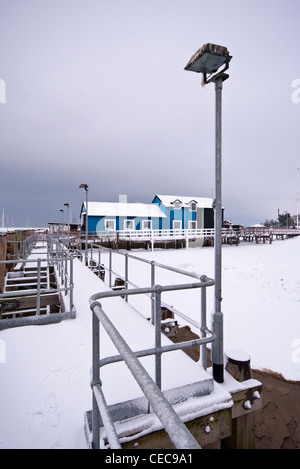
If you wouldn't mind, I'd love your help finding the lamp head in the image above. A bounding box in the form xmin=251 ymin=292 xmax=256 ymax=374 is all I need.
xmin=185 ymin=43 xmax=231 ymax=84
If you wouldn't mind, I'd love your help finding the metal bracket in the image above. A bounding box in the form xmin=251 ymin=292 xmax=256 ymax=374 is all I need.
xmin=202 ymin=57 xmax=231 ymax=85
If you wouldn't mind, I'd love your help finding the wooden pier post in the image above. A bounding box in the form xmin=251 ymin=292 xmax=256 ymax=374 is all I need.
xmin=221 ymin=350 xmax=262 ymax=449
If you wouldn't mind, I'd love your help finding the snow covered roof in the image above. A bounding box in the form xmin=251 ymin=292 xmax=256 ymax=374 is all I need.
xmin=153 ymin=195 xmax=214 ymax=209
xmin=82 ymin=202 xmax=166 ymax=218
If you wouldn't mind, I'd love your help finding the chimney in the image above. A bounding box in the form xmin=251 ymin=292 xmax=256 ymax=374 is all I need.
xmin=119 ymin=194 xmax=127 ymax=203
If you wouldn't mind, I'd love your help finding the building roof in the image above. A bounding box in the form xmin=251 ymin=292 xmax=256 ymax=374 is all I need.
xmin=153 ymin=195 xmax=214 ymax=209
xmin=81 ymin=202 xmax=166 ymax=218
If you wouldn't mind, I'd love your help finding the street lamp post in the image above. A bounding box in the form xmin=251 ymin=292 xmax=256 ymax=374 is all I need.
xmin=79 ymin=184 xmax=89 ymax=265
xmin=59 ymin=209 xmax=64 ymax=238
xmin=185 ymin=43 xmax=232 ymax=383
xmin=297 ymin=168 xmax=299 ymax=229
xmin=64 ymin=203 xmax=70 ymax=247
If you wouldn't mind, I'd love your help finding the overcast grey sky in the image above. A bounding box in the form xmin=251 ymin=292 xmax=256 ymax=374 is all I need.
xmin=0 ymin=0 xmax=300 ymax=227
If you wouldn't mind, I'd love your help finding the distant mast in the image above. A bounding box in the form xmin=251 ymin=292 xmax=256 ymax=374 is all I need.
xmin=297 ymin=168 xmax=299 ymax=228
xmin=1 ymin=207 xmax=4 ymax=228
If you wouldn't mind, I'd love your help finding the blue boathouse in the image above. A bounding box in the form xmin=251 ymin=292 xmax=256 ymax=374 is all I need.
xmin=152 ymin=195 xmax=215 ymax=231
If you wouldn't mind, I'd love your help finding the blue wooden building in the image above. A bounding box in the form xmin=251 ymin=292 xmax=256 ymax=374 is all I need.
xmin=79 ymin=195 xmax=217 ymax=236
xmin=80 ymin=201 xmax=166 ymax=235
xmin=152 ymin=195 xmax=215 ymax=231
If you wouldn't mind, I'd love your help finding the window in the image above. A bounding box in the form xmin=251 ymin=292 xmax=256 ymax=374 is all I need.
xmin=142 ymin=220 xmax=152 ymax=230
xmin=189 ymin=201 xmax=197 ymax=212
xmin=189 ymin=220 xmax=197 ymax=230
xmin=124 ymin=219 xmax=134 ymax=230
xmin=105 ymin=219 xmax=115 ymax=230
xmin=173 ymin=220 xmax=182 ymax=230
xmin=174 ymin=200 xmax=182 ymax=209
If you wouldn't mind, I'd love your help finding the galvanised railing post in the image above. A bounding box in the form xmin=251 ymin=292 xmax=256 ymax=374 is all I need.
xmin=151 ymin=261 xmax=155 ymax=324
xmin=46 ymin=236 xmax=50 ymax=263
xmin=124 ymin=253 xmax=128 ymax=302
xmin=109 ymin=250 xmax=112 ymax=288
xmin=200 ymin=275 xmax=208 ymax=370
xmin=155 ymin=285 xmax=162 ymax=390
xmin=64 ymin=251 xmax=67 ymax=294
xmin=98 ymin=247 xmax=101 ymax=278
xmin=61 ymin=249 xmax=64 ymax=286
xmin=58 ymin=243 xmax=61 ymax=278
xmin=91 ymin=299 xmax=202 ymax=450
xmin=92 ymin=309 xmax=101 ymax=450
xmin=70 ymin=256 xmax=74 ymax=311
xmin=36 ymin=258 xmax=41 ymax=316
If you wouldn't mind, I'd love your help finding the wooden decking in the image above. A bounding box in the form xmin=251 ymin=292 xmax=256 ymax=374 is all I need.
xmin=240 ymin=227 xmax=300 ymax=244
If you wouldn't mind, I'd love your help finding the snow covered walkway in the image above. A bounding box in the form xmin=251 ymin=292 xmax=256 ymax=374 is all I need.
xmin=1 ymin=234 xmax=299 ymax=449
xmin=0 ymin=258 xmax=96 ymax=448
xmin=0 ymin=255 xmax=230 ymax=449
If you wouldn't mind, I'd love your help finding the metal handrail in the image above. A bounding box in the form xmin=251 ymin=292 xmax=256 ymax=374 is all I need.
xmin=91 ymin=299 xmax=203 ymax=450
xmin=89 ymin=277 xmax=215 ymax=450
xmin=0 ymin=235 xmax=75 ymax=326
xmin=0 ymin=255 xmax=74 ymax=308
xmin=76 ymin=241 xmax=220 ymax=371
xmin=73 ymin=239 xmax=224 ymax=376
xmin=84 ymin=243 xmax=212 ymax=333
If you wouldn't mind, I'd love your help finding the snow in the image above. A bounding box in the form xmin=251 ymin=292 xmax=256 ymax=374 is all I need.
xmin=0 ymin=235 xmax=299 ymax=449
xmin=81 ymin=201 xmax=166 ymax=218
xmin=225 ymin=349 xmax=250 ymax=362
xmin=122 ymin=235 xmax=300 ymax=381
xmin=154 ymin=195 xmax=214 ymax=208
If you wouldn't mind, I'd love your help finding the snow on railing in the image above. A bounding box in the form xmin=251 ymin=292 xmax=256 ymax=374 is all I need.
xmin=76 ymin=240 xmax=220 ymax=448
xmin=0 ymin=234 xmax=75 ymax=329
xmin=89 ymin=278 xmax=215 ymax=450
xmin=96 ymin=228 xmax=216 ymax=240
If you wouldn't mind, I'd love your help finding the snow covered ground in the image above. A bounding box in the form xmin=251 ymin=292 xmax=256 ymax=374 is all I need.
xmin=0 ymin=235 xmax=299 ymax=449
xmin=130 ymin=236 xmax=300 ymax=382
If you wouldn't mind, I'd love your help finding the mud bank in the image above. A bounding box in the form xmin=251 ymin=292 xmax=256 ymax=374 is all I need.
xmin=253 ymin=369 xmax=300 ymax=449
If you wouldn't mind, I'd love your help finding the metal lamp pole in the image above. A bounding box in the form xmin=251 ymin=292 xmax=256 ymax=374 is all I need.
xmin=185 ymin=44 xmax=232 ymax=383
xmin=297 ymin=168 xmax=299 ymax=229
xmin=59 ymin=209 xmax=63 ymax=238
xmin=212 ymin=74 xmax=226 ymax=383
xmin=64 ymin=203 xmax=70 ymax=248
xmin=79 ymin=184 xmax=89 ymax=265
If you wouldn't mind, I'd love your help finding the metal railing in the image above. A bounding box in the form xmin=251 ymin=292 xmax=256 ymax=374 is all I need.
xmin=78 ymin=242 xmax=214 ymax=337
xmin=76 ymin=227 xmax=239 ymax=244
xmin=0 ymin=234 xmax=75 ymax=329
xmin=89 ymin=275 xmax=215 ymax=450
xmin=96 ymin=227 xmax=216 ymax=239
xmin=75 ymin=242 xmax=221 ymax=367
xmin=241 ymin=227 xmax=300 ymax=236
xmin=69 ymin=226 xmax=300 ymax=248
